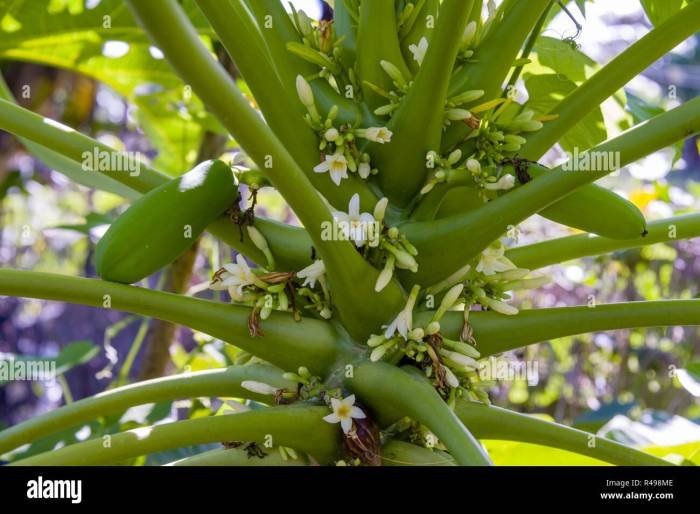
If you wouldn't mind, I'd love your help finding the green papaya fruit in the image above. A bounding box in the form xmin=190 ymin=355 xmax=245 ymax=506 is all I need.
xmin=95 ymin=160 xmax=236 ymax=284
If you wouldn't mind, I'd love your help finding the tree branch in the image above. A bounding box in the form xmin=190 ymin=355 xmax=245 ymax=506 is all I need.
xmin=10 ymin=406 xmax=339 ymax=466
xmin=432 ymin=299 xmax=700 ymax=357
xmin=507 ymin=213 xmax=700 ymax=270
xmin=0 ymin=269 xmax=344 ymax=375
xmin=0 ymin=365 xmax=293 ymax=456
xmin=349 ymin=362 xmax=492 ymax=465
xmin=456 ymin=401 xmax=671 ymax=466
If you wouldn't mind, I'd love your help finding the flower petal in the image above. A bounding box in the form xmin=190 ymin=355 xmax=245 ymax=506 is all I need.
xmin=350 ymin=406 xmax=366 ymax=419
xmin=323 ymin=413 xmax=340 ymax=424
xmin=340 ymin=417 xmax=353 ymax=434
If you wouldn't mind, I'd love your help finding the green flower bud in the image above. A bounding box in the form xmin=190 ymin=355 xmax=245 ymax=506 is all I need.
xmin=426 ymin=321 xmax=441 ymax=335
xmin=295 ymin=75 xmax=315 ymax=108
xmin=521 ymin=120 xmax=543 ymax=132
xmin=446 ymin=108 xmax=472 ymax=121
xmin=451 ymin=88 xmax=484 ymax=106
xmin=447 ymin=149 xmax=463 ymax=166
xmin=380 ymin=60 xmax=407 ymax=88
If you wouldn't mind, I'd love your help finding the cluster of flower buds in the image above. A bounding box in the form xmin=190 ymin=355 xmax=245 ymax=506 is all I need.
xmin=369 ymin=60 xmax=412 ymax=117
xmin=443 ymin=88 xmax=484 ymax=129
xmin=450 ymin=241 xmax=550 ymax=321
xmin=374 ymin=226 xmax=419 ymax=291
xmin=364 ymin=284 xmax=487 ymax=403
xmin=465 ymin=99 xmax=546 ymax=167
xmin=420 ymin=148 xmax=465 ymax=195
xmin=457 ymin=20 xmax=479 ymax=61
xmin=295 ymin=259 xmax=333 ymax=319
xmin=296 ymin=76 xmax=392 ymax=186
xmin=288 ymin=9 xmax=344 ymax=79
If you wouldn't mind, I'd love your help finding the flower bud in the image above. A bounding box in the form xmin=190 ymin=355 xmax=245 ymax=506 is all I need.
xmin=241 ymin=380 xmax=278 ymax=396
xmin=324 ymin=128 xmax=339 ymax=142
xmin=480 ymin=296 xmax=519 ymax=315
xmin=484 ymin=174 xmax=516 ymax=191
xmin=461 ymin=21 xmax=478 ymax=48
xmin=380 ymin=60 xmax=407 ymax=88
xmin=373 ymin=197 xmax=389 ymax=222
xmin=443 ymin=366 xmax=460 ymax=388
xmin=371 ymin=341 xmax=395 ymax=362
xmin=446 ymin=108 xmax=472 ymax=121
xmin=367 ymin=334 xmax=387 ymax=347
xmin=447 ymin=149 xmax=462 ymax=166
xmin=358 ymin=162 xmax=371 ymax=179
xmin=521 ymin=120 xmax=544 ymax=132
xmin=440 ymin=349 xmax=478 ymax=369
xmin=504 ymin=134 xmax=527 ymax=145
xmin=425 ymin=321 xmax=441 ymax=335
xmin=466 ymin=158 xmax=481 ymax=173
xmin=409 ymin=328 xmax=425 ymax=341
xmin=451 ymin=88 xmax=484 ymax=106
xmin=296 ymin=75 xmax=315 ymax=107
xmin=374 ymin=256 xmax=395 ymax=292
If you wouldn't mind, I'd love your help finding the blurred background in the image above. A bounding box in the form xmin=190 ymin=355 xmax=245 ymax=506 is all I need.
xmin=0 ymin=0 xmax=698 ymax=464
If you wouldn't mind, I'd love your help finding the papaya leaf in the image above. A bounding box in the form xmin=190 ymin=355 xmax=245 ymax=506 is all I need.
xmin=0 ymin=0 xmax=216 ymax=175
xmin=524 ymin=73 xmax=607 ymax=152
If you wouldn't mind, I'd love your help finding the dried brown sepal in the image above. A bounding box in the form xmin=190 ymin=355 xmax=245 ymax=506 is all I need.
xmin=461 ymin=321 xmax=477 ymax=345
xmin=344 ymin=414 xmax=382 ymax=466
xmin=273 ymin=384 xmax=301 ymax=405
xmin=248 ymin=308 xmax=264 ymax=337
xmin=259 ymin=271 xmax=295 ymax=284
xmin=465 ymin=113 xmax=481 ymax=130
xmin=424 ymin=334 xmax=449 ymax=397
xmin=226 ymin=189 xmax=258 ymax=241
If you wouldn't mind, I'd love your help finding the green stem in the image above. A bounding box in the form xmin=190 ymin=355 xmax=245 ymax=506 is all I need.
xmin=0 ymin=270 xmax=343 ymax=375
xmin=502 ymin=0 xmax=555 ymax=95
xmin=349 ymin=362 xmax=492 ymax=465
xmin=126 ymin=0 xmax=405 ymax=341
xmin=0 ymin=365 xmax=293 ymax=456
xmin=433 ymin=300 xmax=700 ymax=357
xmin=168 ymin=447 xmax=308 ymax=466
xmin=0 ymin=98 xmax=162 ymax=194
xmin=372 ymin=0 xmax=475 ymax=206
xmin=381 ymin=440 xmax=455 ymax=466
xmin=521 ymin=0 xmax=700 ymax=160
xmin=0 ymin=96 xmax=310 ymax=270
xmin=116 ymin=317 xmax=150 ymax=386
xmin=357 ymin=0 xmax=411 ymax=110
xmin=456 ymin=401 xmax=671 ymax=466
xmin=10 ymin=406 xmax=339 ymax=466
xmin=241 ymin=0 xmax=378 ymax=208
xmin=442 ymin=0 xmax=552 ymax=150
xmin=507 ymin=213 xmax=700 ymax=270
xmin=402 ymin=97 xmax=700 ymax=285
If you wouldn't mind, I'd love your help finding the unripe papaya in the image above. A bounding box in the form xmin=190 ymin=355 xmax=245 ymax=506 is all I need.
xmin=527 ymin=166 xmax=648 ymax=239
xmin=95 ymin=160 xmax=236 ymax=284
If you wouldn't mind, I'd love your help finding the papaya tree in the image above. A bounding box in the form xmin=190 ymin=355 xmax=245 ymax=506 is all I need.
xmin=0 ymin=0 xmax=699 ymax=466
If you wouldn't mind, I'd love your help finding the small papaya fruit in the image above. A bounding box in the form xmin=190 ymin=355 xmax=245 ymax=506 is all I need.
xmin=95 ymin=160 xmax=236 ymax=284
